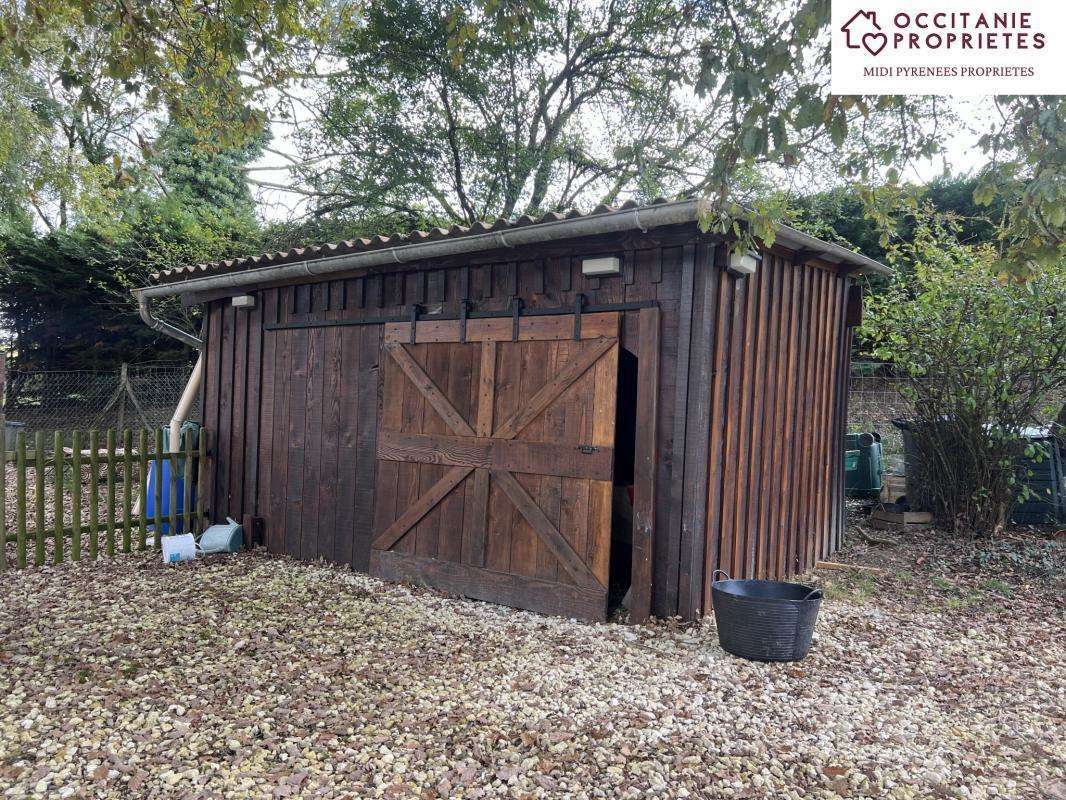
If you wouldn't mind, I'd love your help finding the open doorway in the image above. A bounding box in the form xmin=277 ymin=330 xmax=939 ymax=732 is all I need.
xmin=608 ymin=346 xmax=638 ymax=611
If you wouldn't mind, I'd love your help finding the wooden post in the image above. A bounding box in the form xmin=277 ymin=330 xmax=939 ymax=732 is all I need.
xmin=182 ymin=432 xmax=193 ymax=535
xmin=153 ymin=427 xmax=163 ymax=544
xmin=630 ymin=307 xmax=661 ymax=624
xmin=137 ymin=429 xmax=148 ymax=550
xmin=0 ymin=351 xmax=6 ymax=570
xmin=196 ymin=429 xmax=208 ymax=533
xmin=15 ymin=431 xmax=26 ymax=569
xmin=88 ymin=430 xmax=99 ymax=559
xmin=53 ymin=430 xmax=63 ymax=564
xmin=34 ymin=430 xmax=45 ymax=566
xmin=105 ymin=429 xmax=116 ymax=557
xmin=168 ymin=437 xmax=178 ymax=537
xmin=122 ymin=429 xmax=132 ymax=553
xmin=70 ymin=430 xmax=82 ymax=562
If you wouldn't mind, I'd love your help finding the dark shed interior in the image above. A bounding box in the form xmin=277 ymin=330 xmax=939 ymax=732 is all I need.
xmin=140 ymin=201 xmax=887 ymax=622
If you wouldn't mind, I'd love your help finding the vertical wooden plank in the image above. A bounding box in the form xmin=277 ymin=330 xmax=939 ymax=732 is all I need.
xmin=201 ymin=303 xmax=222 ymax=528
xmin=807 ymin=271 xmax=832 ymax=566
xmin=630 ymin=307 xmax=661 ymax=624
xmin=663 ymin=243 xmax=697 ymax=613
xmin=533 ymin=340 xmax=562 ymax=582
xmin=70 ymin=430 xmax=82 ymax=562
xmin=229 ymin=302 xmax=249 ymax=519
xmin=766 ymin=259 xmax=794 ymax=579
xmin=373 ymin=333 xmax=403 ymax=557
xmin=819 ymin=277 xmax=846 ymax=560
xmin=0 ymin=353 xmax=5 ymax=570
xmin=243 ymin=294 xmax=264 ymax=519
xmin=105 ymin=429 xmax=116 ymax=557
xmin=317 ymin=304 xmax=343 ymax=562
xmin=284 ymin=312 xmax=311 ymax=559
xmin=168 ymin=442 xmax=178 ymax=538
xmin=436 ymin=342 xmax=472 ymax=564
xmin=787 ymin=264 xmax=814 ymax=575
xmin=732 ymin=263 xmax=762 ymax=578
xmin=814 ymin=271 xmax=837 ymax=566
xmin=269 ymin=293 xmax=295 ymax=555
xmin=34 ymin=430 xmax=45 ymax=566
xmin=703 ymin=266 xmax=733 ymax=606
xmin=183 ymin=432 xmax=194 ymax=535
xmin=16 ymin=431 xmax=27 ymax=569
xmin=216 ymin=304 xmax=236 ymax=518
xmin=352 ymin=325 xmax=380 ymax=571
xmin=414 ymin=340 xmax=449 ymax=560
xmin=717 ymin=275 xmax=747 ymax=578
xmin=465 ymin=340 xmax=492 ymax=568
xmin=88 ymin=430 xmax=99 ymax=559
xmin=196 ymin=430 xmax=208 ymax=532
xmin=796 ymin=269 xmax=825 ymax=573
xmin=742 ymin=257 xmax=772 ymax=577
xmin=138 ymin=429 xmax=148 ymax=550
xmin=257 ymin=289 xmax=279 ymax=538
xmin=334 ymin=325 xmax=360 ymax=568
xmin=485 ymin=337 xmax=518 ymax=572
xmin=52 ymin=430 xmax=63 ymax=563
xmin=153 ymin=427 xmax=163 ymax=546
xmin=122 ymin=429 xmax=133 ymax=553
xmin=586 ymin=342 xmax=618 ymax=588
xmin=679 ymin=245 xmax=719 ymax=616
xmin=476 ymin=342 xmax=496 ymax=437
xmin=300 ymin=323 xmax=326 ymax=561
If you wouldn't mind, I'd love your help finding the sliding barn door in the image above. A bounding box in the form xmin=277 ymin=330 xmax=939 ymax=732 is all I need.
xmin=371 ymin=312 xmax=620 ymax=620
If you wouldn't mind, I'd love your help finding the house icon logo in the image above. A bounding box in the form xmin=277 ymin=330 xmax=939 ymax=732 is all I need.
xmin=840 ymin=9 xmax=887 ymax=56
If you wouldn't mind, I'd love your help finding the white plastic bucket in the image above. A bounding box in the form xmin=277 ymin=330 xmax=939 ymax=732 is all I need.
xmin=162 ymin=533 xmax=197 ymax=564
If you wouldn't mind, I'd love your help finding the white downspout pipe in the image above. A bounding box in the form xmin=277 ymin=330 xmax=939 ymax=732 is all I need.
xmin=170 ymin=353 xmax=203 ymax=453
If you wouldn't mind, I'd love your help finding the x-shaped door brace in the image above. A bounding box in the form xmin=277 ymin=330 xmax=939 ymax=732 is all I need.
xmin=373 ymin=337 xmax=616 ymax=591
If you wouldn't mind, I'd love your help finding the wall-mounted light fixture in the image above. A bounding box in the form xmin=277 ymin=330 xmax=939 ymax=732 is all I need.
xmin=727 ymin=250 xmax=761 ymax=277
xmin=581 ymin=255 xmax=621 ymax=277
xmin=231 ymin=294 xmax=256 ymax=309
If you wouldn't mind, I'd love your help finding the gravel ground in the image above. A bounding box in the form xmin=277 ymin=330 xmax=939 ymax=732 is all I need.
xmin=0 ymin=534 xmax=1063 ymax=799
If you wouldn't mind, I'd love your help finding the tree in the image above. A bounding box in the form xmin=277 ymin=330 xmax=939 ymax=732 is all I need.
xmin=684 ymin=0 xmax=1065 ymax=276
xmin=861 ymin=220 xmax=1066 ymax=535
xmin=0 ymin=119 xmax=263 ymax=370
xmin=286 ymin=0 xmax=728 ymax=222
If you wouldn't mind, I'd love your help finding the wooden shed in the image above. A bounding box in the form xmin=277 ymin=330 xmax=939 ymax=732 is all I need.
xmin=136 ymin=199 xmax=889 ymax=622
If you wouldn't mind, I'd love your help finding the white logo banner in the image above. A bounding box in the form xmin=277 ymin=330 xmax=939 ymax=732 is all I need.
xmin=831 ymin=0 xmax=1066 ymax=95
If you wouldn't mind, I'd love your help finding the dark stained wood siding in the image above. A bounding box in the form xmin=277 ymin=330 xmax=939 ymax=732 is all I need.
xmin=698 ymin=254 xmax=853 ymax=612
xmin=199 ymin=226 xmax=854 ymax=620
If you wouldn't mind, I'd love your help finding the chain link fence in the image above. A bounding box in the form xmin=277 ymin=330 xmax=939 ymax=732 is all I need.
xmin=847 ymin=362 xmax=1064 ymax=472
xmin=4 ymin=362 xmax=197 ymax=446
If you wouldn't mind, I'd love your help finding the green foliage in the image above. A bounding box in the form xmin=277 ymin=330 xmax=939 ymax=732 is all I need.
xmin=681 ymin=0 xmax=1065 ymax=277
xmin=300 ymin=0 xmax=719 ymax=221
xmin=0 ymin=124 xmax=262 ymax=369
xmin=861 ymin=220 xmax=1066 ymax=535
xmin=791 ymin=176 xmax=1007 ymax=266
xmin=0 ymin=0 xmax=314 ymax=146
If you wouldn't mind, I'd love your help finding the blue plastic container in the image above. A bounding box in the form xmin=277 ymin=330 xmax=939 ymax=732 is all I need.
xmin=145 ymin=457 xmax=194 ymax=534
xmin=146 ymin=422 xmax=200 ymax=535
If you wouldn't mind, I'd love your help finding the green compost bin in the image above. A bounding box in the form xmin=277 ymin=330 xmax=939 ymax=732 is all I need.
xmin=844 ymin=431 xmax=884 ymax=499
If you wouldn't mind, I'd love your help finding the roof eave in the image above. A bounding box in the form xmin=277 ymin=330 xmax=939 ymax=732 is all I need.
xmin=139 ymin=200 xmax=890 ymax=299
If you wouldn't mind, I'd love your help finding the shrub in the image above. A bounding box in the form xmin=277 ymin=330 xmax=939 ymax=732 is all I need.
xmin=862 ymin=221 xmax=1066 ymax=536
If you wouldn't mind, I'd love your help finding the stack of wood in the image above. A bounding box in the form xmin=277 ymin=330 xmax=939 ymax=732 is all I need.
xmin=867 ymin=502 xmax=933 ymax=531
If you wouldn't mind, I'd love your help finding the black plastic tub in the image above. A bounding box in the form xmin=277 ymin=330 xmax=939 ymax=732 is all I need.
xmin=710 ymin=571 xmax=822 ymax=662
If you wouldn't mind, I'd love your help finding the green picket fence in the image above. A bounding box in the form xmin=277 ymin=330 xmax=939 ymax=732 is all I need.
xmin=0 ymin=428 xmax=209 ymax=570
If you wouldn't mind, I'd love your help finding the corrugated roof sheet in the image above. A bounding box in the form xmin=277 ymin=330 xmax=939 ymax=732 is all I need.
xmin=154 ymin=198 xmax=671 ymax=284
